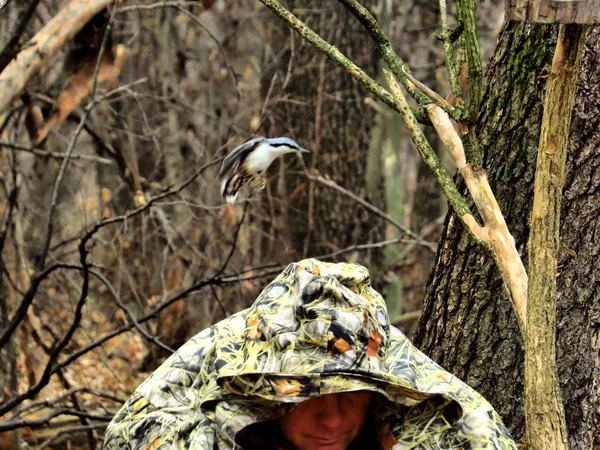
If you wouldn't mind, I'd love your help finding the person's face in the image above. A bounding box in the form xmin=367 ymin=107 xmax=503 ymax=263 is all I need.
xmin=277 ymin=391 xmax=374 ymax=450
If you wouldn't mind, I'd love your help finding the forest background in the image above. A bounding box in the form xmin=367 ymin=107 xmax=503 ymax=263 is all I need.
xmin=0 ymin=0 xmax=598 ymax=449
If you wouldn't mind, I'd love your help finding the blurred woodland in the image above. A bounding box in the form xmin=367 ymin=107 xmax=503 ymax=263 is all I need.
xmin=0 ymin=0 xmax=599 ymax=449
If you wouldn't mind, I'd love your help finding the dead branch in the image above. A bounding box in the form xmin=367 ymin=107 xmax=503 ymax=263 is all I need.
xmin=426 ymin=103 xmax=528 ymax=324
xmin=0 ymin=140 xmax=114 ymax=165
xmin=0 ymin=0 xmax=116 ymax=116
xmin=117 ymin=1 xmax=204 ymax=12
xmin=0 ymin=0 xmax=42 ymax=73
xmin=525 ymin=23 xmax=587 ymax=450
xmin=0 ymin=408 xmax=112 ymax=432
xmin=0 ymin=234 xmax=410 ymax=426
xmin=303 ymin=171 xmax=437 ymax=253
xmin=33 ymin=423 xmax=108 ymax=450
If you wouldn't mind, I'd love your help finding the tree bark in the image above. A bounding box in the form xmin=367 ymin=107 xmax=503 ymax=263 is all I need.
xmin=506 ymin=0 xmax=600 ymax=24
xmin=525 ymin=23 xmax=586 ymax=450
xmin=412 ymin=22 xmax=600 ymax=449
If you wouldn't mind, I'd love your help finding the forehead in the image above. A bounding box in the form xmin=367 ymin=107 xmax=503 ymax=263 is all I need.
xmin=269 ymin=137 xmax=297 ymax=146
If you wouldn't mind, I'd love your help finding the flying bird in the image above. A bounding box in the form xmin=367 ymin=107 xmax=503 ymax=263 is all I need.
xmin=218 ymin=137 xmax=310 ymax=204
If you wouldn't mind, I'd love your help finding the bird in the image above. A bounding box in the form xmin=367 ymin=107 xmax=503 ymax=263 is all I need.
xmin=218 ymin=136 xmax=310 ymax=204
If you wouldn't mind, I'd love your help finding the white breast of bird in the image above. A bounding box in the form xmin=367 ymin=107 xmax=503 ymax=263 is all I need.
xmin=244 ymin=142 xmax=292 ymax=174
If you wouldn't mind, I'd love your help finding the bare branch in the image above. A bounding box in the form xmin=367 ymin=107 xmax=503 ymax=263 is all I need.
xmin=0 ymin=408 xmax=112 ymax=432
xmin=437 ymin=0 xmax=462 ymax=101
xmin=336 ymin=0 xmax=459 ymax=118
xmin=0 ymin=0 xmax=42 ymax=73
xmin=383 ymin=71 xmax=475 ymax=225
xmin=427 ymin=103 xmax=527 ymax=325
xmin=0 ymin=141 xmax=114 ymax=165
xmin=0 ymin=0 xmax=116 ymax=115
xmin=303 ymin=172 xmax=437 ymax=253
xmin=117 ymin=1 xmax=202 ymax=12
xmin=257 ymin=0 xmax=428 ymax=123
xmin=176 ymin=6 xmax=241 ymax=102
xmin=89 ymin=268 xmax=176 ymax=354
xmin=11 ymin=387 xmax=123 ymax=418
xmin=34 ymin=423 xmax=108 ymax=450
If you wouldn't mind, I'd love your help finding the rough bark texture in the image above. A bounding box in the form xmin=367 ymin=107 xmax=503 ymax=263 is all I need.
xmin=412 ymin=23 xmax=600 ymax=449
xmin=525 ymin=23 xmax=586 ymax=450
xmin=259 ymin=1 xmax=386 ymax=284
xmin=506 ymin=0 xmax=600 ymax=24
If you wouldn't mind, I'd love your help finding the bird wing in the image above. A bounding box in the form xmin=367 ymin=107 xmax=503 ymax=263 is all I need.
xmin=218 ymin=137 xmax=266 ymax=178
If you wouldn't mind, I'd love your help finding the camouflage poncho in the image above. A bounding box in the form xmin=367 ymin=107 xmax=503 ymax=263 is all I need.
xmin=103 ymin=259 xmax=517 ymax=449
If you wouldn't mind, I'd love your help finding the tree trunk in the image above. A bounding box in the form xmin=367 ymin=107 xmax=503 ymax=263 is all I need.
xmin=258 ymin=0 xmax=386 ymax=283
xmin=412 ymin=23 xmax=600 ymax=449
xmin=506 ymin=0 xmax=600 ymax=24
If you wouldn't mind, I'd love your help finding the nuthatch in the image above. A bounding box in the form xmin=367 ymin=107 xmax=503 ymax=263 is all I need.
xmin=218 ymin=137 xmax=310 ymax=204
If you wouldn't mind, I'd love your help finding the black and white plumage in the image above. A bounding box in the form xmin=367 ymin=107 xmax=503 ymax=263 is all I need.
xmin=218 ymin=137 xmax=310 ymax=204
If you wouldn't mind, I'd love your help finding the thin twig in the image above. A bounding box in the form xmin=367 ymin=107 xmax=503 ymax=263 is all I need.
xmin=209 ymin=284 xmax=228 ymax=316
xmin=313 ymin=237 xmax=428 ymax=260
xmin=38 ymin=2 xmax=119 ymax=272
xmin=404 ymin=71 xmax=456 ymax=112
xmin=211 ymin=200 xmax=249 ymax=279
xmin=303 ymin=57 xmax=327 ymax=257
xmin=336 ymin=0 xmax=459 ymax=119
xmin=117 ymin=1 xmax=202 ymax=12
xmin=0 ymin=261 xmax=85 ymax=352
xmin=303 ymin=171 xmax=437 ymax=253
xmin=11 ymin=387 xmax=123 ymax=418
xmin=437 ymin=0 xmax=462 ymax=100
xmin=89 ymin=268 xmax=175 ymax=353
xmin=34 ymin=423 xmax=108 ymax=450
xmin=0 ymin=409 xmax=112 ymax=432
xmin=257 ymin=0 xmax=429 ymax=123
xmin=54 ymin=370 xmax=96 ymax=450
xmin=177 ymin=6 xmax=241 ymax=102
xmin=383 ymin=70 xmax=475 ymax=225
xmin=90 ymin=3 xmax=119 ymax=100
xmin=0 ymin=141 xmax=113 ymax=164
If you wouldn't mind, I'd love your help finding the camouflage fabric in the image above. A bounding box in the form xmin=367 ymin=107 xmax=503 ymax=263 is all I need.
xmin=103 ymin=259 xmax=517 ymax=449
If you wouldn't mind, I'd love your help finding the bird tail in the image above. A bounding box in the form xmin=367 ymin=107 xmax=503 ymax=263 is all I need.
xmin=224 ymin=193 xmax=237 ymax=204
xmin=221 ymin=178 xmax=238 ymax=204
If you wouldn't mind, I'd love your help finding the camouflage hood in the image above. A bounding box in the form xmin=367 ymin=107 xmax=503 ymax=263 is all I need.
xmin=104 ymin=259 xmax=517 ymax=449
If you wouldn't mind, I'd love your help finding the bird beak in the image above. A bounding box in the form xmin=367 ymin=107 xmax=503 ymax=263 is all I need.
xmin=298 ymin=147 xmax=311 ymax=154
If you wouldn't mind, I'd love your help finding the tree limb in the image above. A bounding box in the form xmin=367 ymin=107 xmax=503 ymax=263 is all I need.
xmin=257 ymin=0 xmax=429 ymax=123
xmin=525 ymin=22 xmax=586 ymax=450
xmin=0 ymin=0 xmax=116 ymax=116
xmin=337 ymin=0 xmax=459 ymax=118
xmin=0 ymin=0 xmax=42 ymax=73
xmin=427 ymin=102 xmax=528 ymax=326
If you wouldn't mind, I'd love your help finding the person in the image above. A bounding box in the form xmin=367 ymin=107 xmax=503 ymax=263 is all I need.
xmin=103 ymin=259 xmax=517 ymax=449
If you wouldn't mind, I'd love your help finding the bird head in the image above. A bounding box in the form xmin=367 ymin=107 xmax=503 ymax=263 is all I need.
xmin=265 ymin=137 xmax=311 ymax=155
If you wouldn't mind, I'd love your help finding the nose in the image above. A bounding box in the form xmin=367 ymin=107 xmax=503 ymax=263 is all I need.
xmin=315 ymin=394 xmax=343 ymax=429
